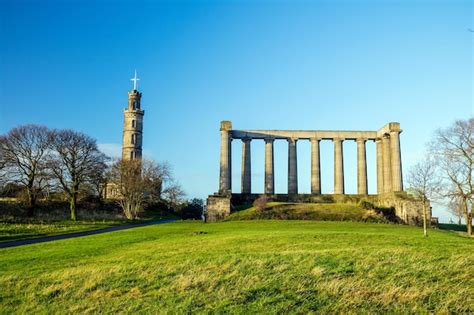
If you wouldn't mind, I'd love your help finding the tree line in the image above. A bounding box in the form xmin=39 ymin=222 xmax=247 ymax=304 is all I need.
xmin=0 ymin=124 xmax=192 ymax=221
xmin=407 ymin=117 xmax=473 ymax=236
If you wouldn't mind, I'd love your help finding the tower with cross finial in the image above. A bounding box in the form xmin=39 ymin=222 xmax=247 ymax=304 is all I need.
xmin=122 ymin=70 xmax=144 ymax=160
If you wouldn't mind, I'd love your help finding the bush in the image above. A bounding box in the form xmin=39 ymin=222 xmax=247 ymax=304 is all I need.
xmin=358 ymin=199 xmax=375 ymax=210
xmin=253 ymin=195 xmax=268 ymax=215
xmin=177 ymin=198 xmax=204 ymax=220
xmin=362 ymin=210 xmax=388 ymax=223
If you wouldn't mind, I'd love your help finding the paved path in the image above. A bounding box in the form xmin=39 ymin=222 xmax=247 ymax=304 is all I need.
xmin=0 ymin=219 xmax=177 ymax=249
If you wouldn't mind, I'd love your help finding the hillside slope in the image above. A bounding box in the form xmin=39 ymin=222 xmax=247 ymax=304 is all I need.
xmin=0 ymin=221 xmax=473 ymax=313
xmin=227 ymin=202 xmax=386 ymax=222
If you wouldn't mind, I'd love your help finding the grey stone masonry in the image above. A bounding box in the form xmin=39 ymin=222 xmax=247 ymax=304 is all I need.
xmin=357 ymin=138 xmax=368 ymax=195
xmin=333 ymin=138 xmax=344 ymax=194
xmin=264 ymin=138 xmax=275 ymax=194
xmin=310 ymin=138 xmax=321 ymax=194
xmin=288 ymin=138 xmax=298 ymax=194
xmin=219 ymin=121 xmax=232 ymax=194
xmin=241 ymin=138 xmax=251 ymax=194
xmin=122 ymin=89 xmax=144 ymax=160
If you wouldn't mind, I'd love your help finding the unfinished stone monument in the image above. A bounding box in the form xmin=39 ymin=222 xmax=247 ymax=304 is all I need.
xmin=206 ymin=121 xmax=428 ymax=224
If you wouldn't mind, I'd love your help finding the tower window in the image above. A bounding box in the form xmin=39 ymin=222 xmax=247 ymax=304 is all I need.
xmin=131 ymin=134 xmax=136 ymax=144
xmin=132 ymin=120 xmax=136 ymax=128
xmin=130 ymin=151 xmax=134 ymax=159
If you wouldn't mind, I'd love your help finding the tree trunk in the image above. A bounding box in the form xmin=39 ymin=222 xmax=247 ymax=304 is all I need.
xmin=422 ymin=198 xmax=428 ymax=237
xmin=70 ymin=192 xmax=77 ymax=221
xmin=26 ymin=188 xmax=35 ymax=217
xmin=463 ymin=199 xmax=472 ymax=236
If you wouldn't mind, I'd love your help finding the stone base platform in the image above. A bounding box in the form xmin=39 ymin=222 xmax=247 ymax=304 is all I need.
xmin=206 ymin=192 xmax=430 ymax=225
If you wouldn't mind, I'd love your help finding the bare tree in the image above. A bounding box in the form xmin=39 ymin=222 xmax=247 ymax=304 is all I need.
xmin=431 ymin=118 xmax=473 ymax=236
xmin=0 ymin=125 xmax=51 ymax=216
xmin=447 ymin=195 xmax=464 ymax=225
xmin=0 ymin=135 xmax=7 ymax=188
xmin=163 ymin=182 xmax=186 ymax=209
xmin=109 ymin=159 xmax=175 ymax=219
xmin=48 ymin=129 xmax=108 ymax=221
xmin=407 ymin=157 xmax=440 ymax=237
xmin=88 ymin=159 xmax=109 ymax=202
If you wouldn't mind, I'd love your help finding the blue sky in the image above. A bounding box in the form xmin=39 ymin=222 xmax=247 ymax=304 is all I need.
xmin=1 ymin=0 xmax=472 ymax=222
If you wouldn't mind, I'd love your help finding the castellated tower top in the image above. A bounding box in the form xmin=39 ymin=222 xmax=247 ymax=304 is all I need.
xmin=127 ymin=89 xmax=142 ymax=110
xmin=122 ymin=71 xmax=145 ymax=160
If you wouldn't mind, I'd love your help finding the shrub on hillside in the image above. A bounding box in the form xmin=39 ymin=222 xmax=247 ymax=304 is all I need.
xmin=177 ymin=198 xmax=204 ymax=220
xmin=362 ymin=210 xmax=389 ymax=223
xmin=358 ymin=199 xmax=375 ymax=210
xmin=253 ymin=195 xmax=268 ymax=215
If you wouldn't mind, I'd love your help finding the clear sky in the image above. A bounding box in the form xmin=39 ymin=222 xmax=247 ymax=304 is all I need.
xmin=1 ymin=0 xmax=472 ymax=222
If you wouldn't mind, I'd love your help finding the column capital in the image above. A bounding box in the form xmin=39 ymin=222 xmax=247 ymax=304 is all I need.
xmin=242 ymin=137 xmax=252 ymax=143
xmin=333 ymin=137 xmax=345 ymax=142
xmin=287 ymin=137 xmax=298 ymax=144
xmin=356 ymin=138 xmax=367 ymax=143
xmin=264 ymin=137 xmax=275 ymax=143
xmin=389 ymin=130 xmax=401 ymax=136
xmin=220 ymin=120 xmax=232 ymax=131
xmin=382 ymin=133 xmax=391 ymax=139
xmin=310 ymin=137 xmax=321 ymax=143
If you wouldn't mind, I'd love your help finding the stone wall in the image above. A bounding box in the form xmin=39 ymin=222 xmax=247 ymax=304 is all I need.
xmin=376 ymin=192 xmax=430 ymax=226
xmin=206 ymin=195 xmax=232 ymax=222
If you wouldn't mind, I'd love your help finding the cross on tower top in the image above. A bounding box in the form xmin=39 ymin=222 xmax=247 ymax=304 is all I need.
xmin=130 ymin=70 xmax=140 ymax=90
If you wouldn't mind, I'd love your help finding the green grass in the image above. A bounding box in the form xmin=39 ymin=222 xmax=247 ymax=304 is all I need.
xmin=0 ymin=221 xmax=124 ymax=242
xmin=0 ymin=220 xmax=473 ymax=313
xmin=0 ymin=214 xmax=176 ymax=243
xmin=228 ymin=202 xmax=372 ymax=221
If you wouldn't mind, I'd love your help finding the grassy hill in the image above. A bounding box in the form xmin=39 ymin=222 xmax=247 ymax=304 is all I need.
xmin=0 ymin=221 xmax=473 ymax=313
xmin=228 ymin=202 xmax=389 ymax=222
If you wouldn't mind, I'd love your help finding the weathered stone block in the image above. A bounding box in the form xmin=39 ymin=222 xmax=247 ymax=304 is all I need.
xmin=376 ymin=192 xmax=430 ymax=225
xmin=206 ymin=195 xmax=232 ymax=222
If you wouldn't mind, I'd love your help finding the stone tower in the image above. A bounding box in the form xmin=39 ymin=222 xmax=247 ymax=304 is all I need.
xmin=122 ymin=72 xmax=144 ymax=160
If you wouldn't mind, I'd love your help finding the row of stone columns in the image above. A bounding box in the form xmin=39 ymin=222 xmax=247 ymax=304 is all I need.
xmin=219 ymin=127 xmax=402 ymax=195
xmin=376 ymin=131 xmax=403 ymax=193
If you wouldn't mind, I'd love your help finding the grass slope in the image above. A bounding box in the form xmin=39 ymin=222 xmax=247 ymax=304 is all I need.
xmin=0 ymin=221 xmax=473 ymax=313
xmin=0 ymin=221 xmax=124 ymax=243
xmin=228 ymin=202 xmax=371 ymax=221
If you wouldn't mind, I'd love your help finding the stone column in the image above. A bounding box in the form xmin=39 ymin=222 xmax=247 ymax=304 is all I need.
xmin=264 ymin=138 xmax=275 ymax=194
xmin=219 ymin=121 xmax=232 ymax=194
xmin=376 ymin=138 xmax=384 ymax=194
xmin=357 ymin=139 xmax=368 ymax=195
xmin=288 ymin=138 xmax=298 ymax=194
xmin=390 ymin=131 xmax=403 ymax=191
xmin=310 ymin=138 xmax=321 ymax=194
xmin=241 ymin=138 xmax=251 ymax=194
xmin=334 ymin=138 xmax=344 ymax=194
xmin=382 ymin=134 xmax=392 ymax=193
